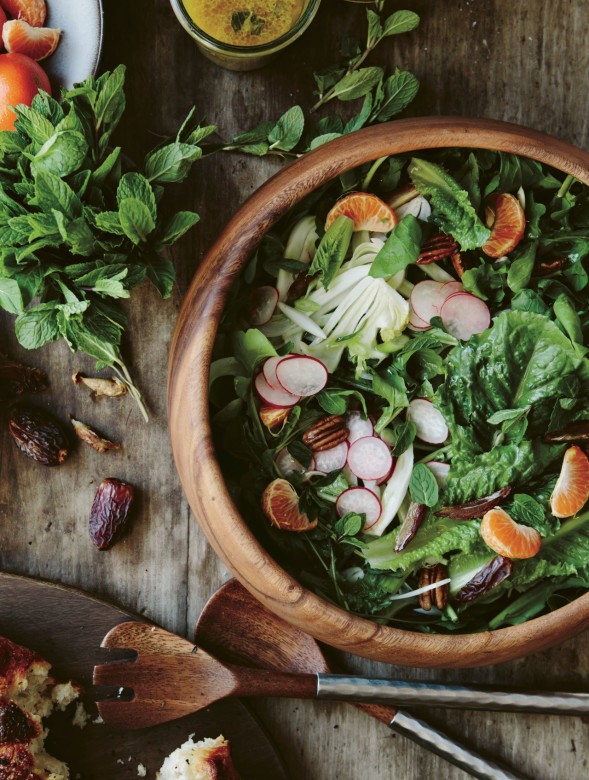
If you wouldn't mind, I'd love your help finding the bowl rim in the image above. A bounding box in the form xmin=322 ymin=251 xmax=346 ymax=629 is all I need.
xmin=168 ymin=116 xmax=589 ymax=667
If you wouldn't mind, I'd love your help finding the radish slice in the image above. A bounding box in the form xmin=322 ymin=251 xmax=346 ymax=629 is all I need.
xmin=336 ymin=487 xmax=382 ymax=529
xmin=376 ymin=457 xmax=397 ymax=486
xmin=255 ymin=373 xmax=300 ymax=408
xmin=410 ymin=280 xmax=448 ymax=323
xmin=441 ymin=281 xmax=463 ymax=298
xmin=275 ymin=447 xmax=309 ymax=477
xmin=275 ymin=355 xmax=328 ymax=397
xmin=408 ymin=307 xmax=431 ymax=330
xmin=407 ymin=399 xmax=448 ymax=444
xmin=347 ymin=411 xmax=374 ymax=443
xmin=248 ymin=286 xmax=279 ymax=326
xmin=314 ymin=441 xmax=349 ymax=473
xmin=440 ymin=292 xmax=491 ymax=340
xmin=427 ymin=460 xmax=450 ymax=488
xmin=347 ymin=436 xmax=393 ymax=481
xmin=263 ymin=355 xmax=291 ymax=390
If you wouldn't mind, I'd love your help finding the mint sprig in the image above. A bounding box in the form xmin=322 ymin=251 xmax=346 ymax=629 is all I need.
xmin=0 ymin=65 xmax=209 ymax=420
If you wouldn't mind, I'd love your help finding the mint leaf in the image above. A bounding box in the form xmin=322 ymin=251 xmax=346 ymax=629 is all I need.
xmin=370 ymin=215 xmax=421 ymax=278
xmin=308 ymin=215 xmax=354 ymax=290
xmin=15 ymin=304 xmax=60 ymax=349
xmin=0 ymin=278 xmax=23 ymax=314
xmin=31 ymin=169 xmax=82 ymax=220
xmin=117 ymin=172 xmax=157 ymax=220
xmin=31 ymin=130 xmax=88 ymax=177
xmin=329 ymin=67 xmax=383 ymax=102
xmin=146 ymin=254 xmax=175 ymax=298
xmin=158 ymin=211 xmax=200 ymax=246
xmin=409 ymin=463 xmax=439 ymax=507
xmin=95 ymin=211 xmax=126 ymax=236
xmin=374 ymin=70 xmax=419 ymax=122
xmin=381 ymin=10 xmax=420 ymax=36
xmin=268 ymin=106 xmax=305 ymax=152
xmin=118 ymin=198 xmax=155 ymax=244
xmin=233 ymin=329 xmax=277 ymax=374
xmin=145 ymin=142 xmax=202 ymax=183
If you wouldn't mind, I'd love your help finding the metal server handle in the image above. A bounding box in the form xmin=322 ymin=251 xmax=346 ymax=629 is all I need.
xmin=389 ymin=710 xmax=526 ymax=780
xmin=316 ymin=675 xmax=589 ymax=715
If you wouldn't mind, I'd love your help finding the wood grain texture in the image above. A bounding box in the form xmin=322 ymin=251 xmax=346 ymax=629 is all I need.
xmin=2 ymin=0 xmax=589 ymax=776
xmin=167 ymin=118 xmax=589 ymax=667
xmin=0 ymin=573 xmax=288 ymax=779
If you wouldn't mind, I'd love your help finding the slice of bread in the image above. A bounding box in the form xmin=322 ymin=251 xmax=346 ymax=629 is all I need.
xmin=157 ymin=735 xmax=242 ymax=780
xmin=0 ymin=635 xmax=79 ymax=780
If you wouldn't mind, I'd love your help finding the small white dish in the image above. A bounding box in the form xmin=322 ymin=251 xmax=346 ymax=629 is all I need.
xmin=44 ymin=0 xmax=103 ymax=89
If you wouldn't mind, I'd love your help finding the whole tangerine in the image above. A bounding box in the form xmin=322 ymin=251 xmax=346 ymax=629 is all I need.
xmin=0 ymin=52 xmax=50 ymax=131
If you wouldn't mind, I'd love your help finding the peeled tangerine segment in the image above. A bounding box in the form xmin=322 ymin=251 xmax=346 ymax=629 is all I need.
xmin=262 ymin=478 xmax=316 ymax=532
xmin=347 ymin=436 xmax=393 ymax=481
xmin=550 ymin=445 xmax=589 ymax=518
xmin=481 ymin=507 xmax=542 ymax=559
xmin=255 ymin=372 xmax=300 ymax=408
xmin=482 ymin=192 xmax=526 ymax=259
xmin=325 ymin=192 xmax=398 ymax=233
xmin=440 ymin=292 xmax=491 ymax=340
xmin=336 ymin=487 xmax=382 ymax=529
xmin=275 ymin=355 xmax=328 ymax=397
xmin=347 ymin=411 xmax=374 ymax=443
xmin=406 ymin=399 xmax=448 ymax=445
xmin=314 ymin=441 xmax=348 ymax=473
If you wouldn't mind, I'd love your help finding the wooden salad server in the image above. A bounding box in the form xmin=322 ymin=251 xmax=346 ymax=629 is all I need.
xmin=94 ymin=619 xmax=589 ymax=733
xmin=193 ymin=580 xmax=524 ymax=780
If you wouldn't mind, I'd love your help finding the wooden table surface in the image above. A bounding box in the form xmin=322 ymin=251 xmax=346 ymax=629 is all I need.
xmin=2 ymin=1 xmax=589 ymax=778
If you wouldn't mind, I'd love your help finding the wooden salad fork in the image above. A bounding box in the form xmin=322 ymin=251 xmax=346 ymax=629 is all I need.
xmin=94 ymin=621 xmax=589 ymax=731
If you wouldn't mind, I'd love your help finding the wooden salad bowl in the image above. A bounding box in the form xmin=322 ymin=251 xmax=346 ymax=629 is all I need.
xmin=168 ymin=117 xmax=589 ymax=668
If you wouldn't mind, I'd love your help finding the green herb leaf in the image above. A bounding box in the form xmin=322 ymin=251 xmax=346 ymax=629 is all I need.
xmin=389 ymin=420 xmax=417 ymax=455
xmin=268 ymin=106 xmax=305 ymax=152
xmin=409 ymin=463 xmax=439 ymax=507
xmin=374 ymin=70 xmax=419 ymax=122
xmin=158 ymin=210 xmax=200 ymax=246
xmin=144 ymin=142 xmax=202 ymax=184
xmin=329 ymin=67 xmax=383 ymax=102
xmin=369 ymin=214 xmax=421 ymax=277
xmin=15 ymin=303 xmax=60 ymax=349
xmin=335 ymin=512 xmax=363 ymax=538
xmin=118 ymin=198 xmax=156 ymax=244
xmin=381 ymin=10 xmax=420 ymax=36
xmin=0 ymin=277 xmax=23 ymax=314
xmin=308 ymin=215 xmax=354 ymax=290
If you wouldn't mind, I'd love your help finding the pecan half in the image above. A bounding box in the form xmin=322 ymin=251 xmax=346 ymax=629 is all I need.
xmin=302 ymin=415 xmax=348 ymax=452
xmin=418 ymin=564 xmax=449 ymax=611
xmin=416 ymin=234 xmax=459 ymax=265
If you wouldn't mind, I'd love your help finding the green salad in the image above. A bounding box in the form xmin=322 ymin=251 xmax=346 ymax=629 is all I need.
xmin=211 ymin=146 xmax=589 ymax=633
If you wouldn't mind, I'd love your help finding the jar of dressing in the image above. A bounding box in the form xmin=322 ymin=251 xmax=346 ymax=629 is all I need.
xmin=170 ymin=0 xmax=321 ymax=71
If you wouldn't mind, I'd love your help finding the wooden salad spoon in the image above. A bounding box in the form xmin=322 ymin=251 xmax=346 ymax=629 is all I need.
xmin=194 ymin=580 xmax=523 ymax=780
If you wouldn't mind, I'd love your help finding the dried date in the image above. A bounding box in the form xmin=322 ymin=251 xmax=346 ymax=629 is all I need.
xmin=0 ymin=359 xmax=48 ymax=400
xmin=394 ymin=502 xmax=426 ymax=551
xmin=454 ymin=555 xmax=513 ymax=603
xmin=435 ymin=486 xmax=512 ymax=520
xmin=8 ymin=405 xmax=69 ymax=466
xmin=89 ymin=478 xmax=134 ymax=551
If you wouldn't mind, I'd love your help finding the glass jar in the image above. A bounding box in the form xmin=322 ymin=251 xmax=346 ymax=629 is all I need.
xmin=169 ymin=0 xmax=322 ymax=71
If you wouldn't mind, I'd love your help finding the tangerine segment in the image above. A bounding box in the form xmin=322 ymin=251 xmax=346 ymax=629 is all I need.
xmin=481 ymin=507 xmax=542 ymax=559
xmin=0 ymin=0 xmax=46 ymax=27
xmin=3 ymin=19 xmax=60 ymax=60
xmin=550 ymin=445 xmax=589 ymax=518
xmin=482 ymin=193 xmax=526 ymax=258
xmin=262 ymin=478 xmax=317 ymax=532
xmin=0 ymin=52 xmax=50 ymax=130
xmin=325 ymin=192 xmax=398 ymax=233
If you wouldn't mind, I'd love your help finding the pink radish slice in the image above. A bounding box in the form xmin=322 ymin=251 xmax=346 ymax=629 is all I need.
xmin=440 ymin=292 xmax=491 ymax=340
xmin=336 ymin=487 xmax=382 ymax=529
xmin=441 ymin=281 xmax=463 ymax=298
xmin=407 ymin=399 xmax=448 ymax=444
xmin=347 ymin=436 xmax=394 ymax=481
xmin=255 ymin=373 xmax=300 ymax=408
xmin=263 ymin=355 xmax=294 ymax=390
xmin=410 ymin=280 xmax=447 ymax=323
xmin=427 ymin=460 xmax=450 ymax=487
xmin=408 ymin=307 xmax=431 ymax=330
xmin=276 ymin=355 xmax=328 ymax=397
xmin=314 ymin=441 xmax=349 ymax=473
xmin=347 ymin=411 xmax=374 ymax=443
xmin=376 ymin=456 xmax=397 ymax=486
xmin=248 ymin=286 xmax=278 ymax=326
xmin=275 ymin=447 xmax=310 ymax=477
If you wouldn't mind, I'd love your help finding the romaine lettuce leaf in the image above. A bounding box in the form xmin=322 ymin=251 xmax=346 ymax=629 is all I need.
xmin=408 ymin=157 xmax=490 ymax=250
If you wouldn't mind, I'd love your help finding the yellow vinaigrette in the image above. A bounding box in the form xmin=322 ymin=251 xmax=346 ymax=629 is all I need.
xmin=182 ymin=0 xmax=305 ymax=46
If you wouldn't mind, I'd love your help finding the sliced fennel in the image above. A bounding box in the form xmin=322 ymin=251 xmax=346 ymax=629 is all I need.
xmin=364 ymin=444 xmax=414 ymax=537
xmin=276 ymin=215 xmax=319 ymax=299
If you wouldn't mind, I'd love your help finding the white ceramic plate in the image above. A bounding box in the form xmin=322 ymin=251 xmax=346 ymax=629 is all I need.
xmin=43 ymin=0 xmax=103 ymax=89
